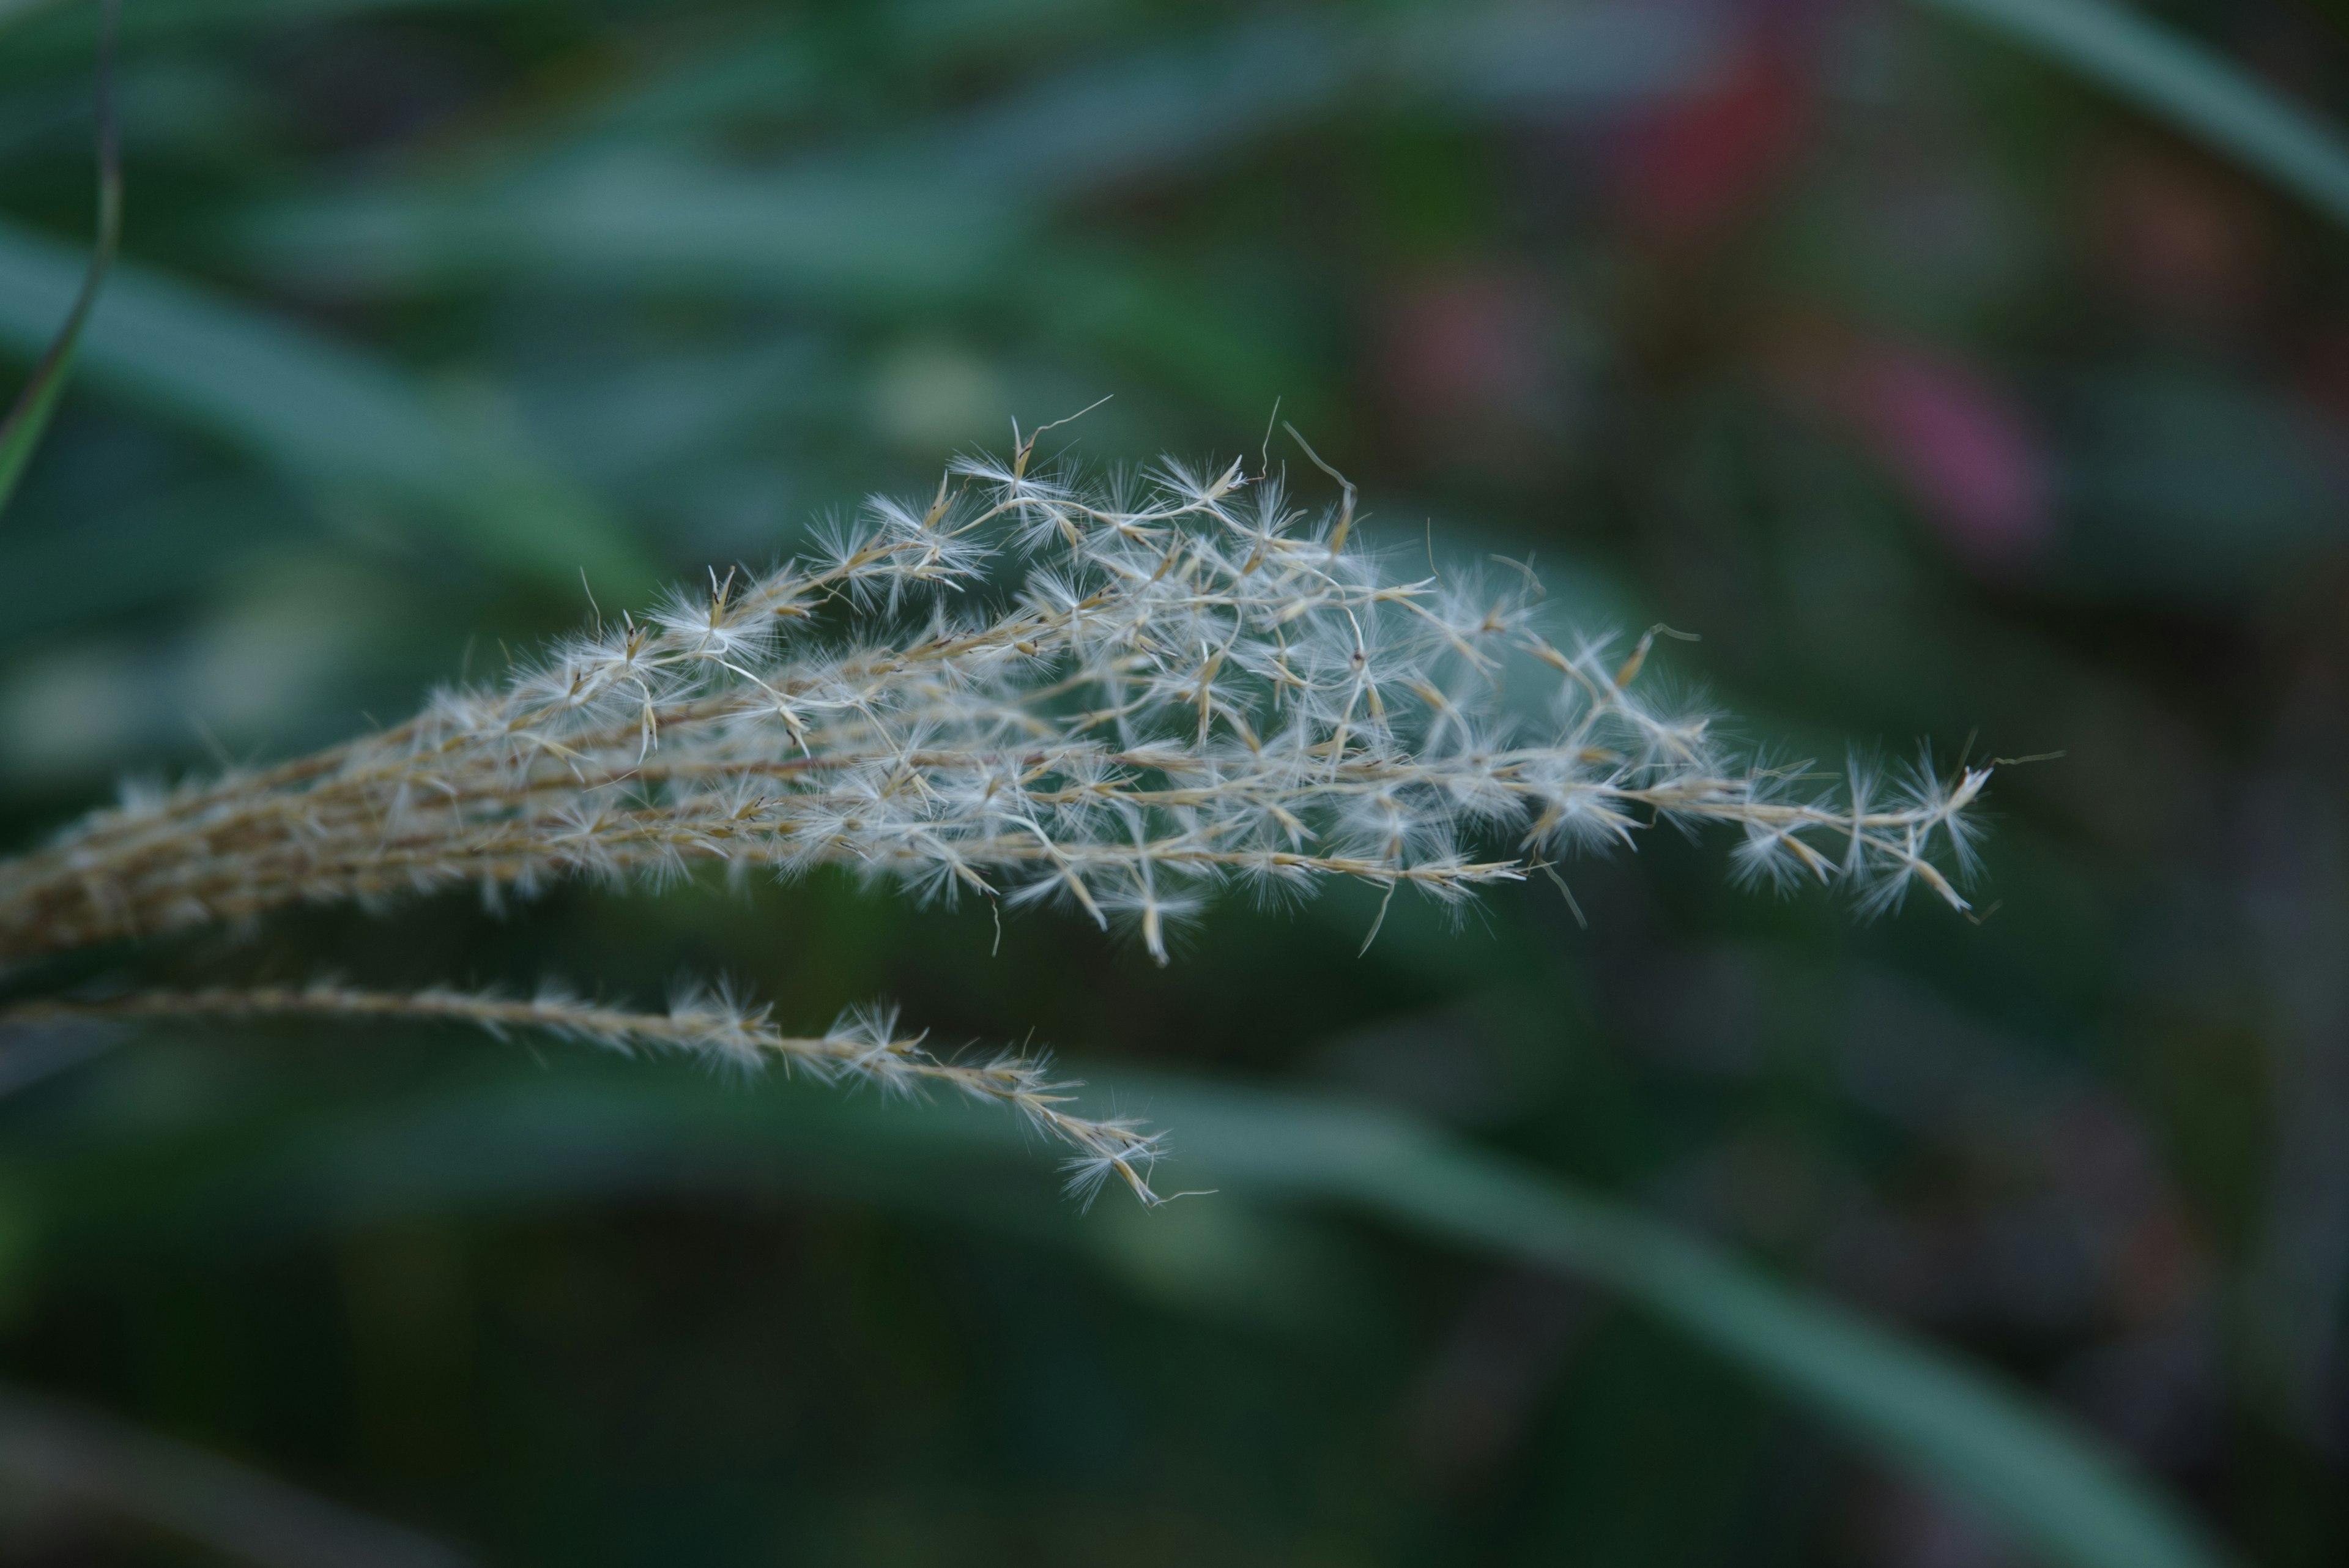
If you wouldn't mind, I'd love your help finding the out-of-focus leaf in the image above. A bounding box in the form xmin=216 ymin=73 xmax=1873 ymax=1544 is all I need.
xmin=239 ymin=4 xmax=1716 ymax=296
xmin=0 ymin=1383 xmax=473 ymax=1568
xmin=0 ymin=0 xmax=554 ymax=51
xmin=0 ymin=0 xmax=66 ymax=34
xmin=236 ymin=14 xmax=1364 ymax=295
xmin=12 ymin=1048 xmax=2227 ymax=1568
xmin=0 ymin=1017 xmax=120 ymax=1099
xmin=1167 ymin=1085 xmax=2230 ymax=1568
xmin=0 ymin=218 xmax=651 ymax=592
xmin=0 ymin=479 xmax=303 ymax=647
xmin=2053 ymin=370 xmax=2349 ymax=598
xmin=1396 ymin=0 xmax=1723 ymax=113
xmin=0 ymin=0 xmax=116 ymax=519
xmin=245 ymin=155 xmax=1023 ymax=298
xmin=1913 ymin=0 xmax=2349 ymax=229
xmin=228 ymin=5 xmax=1713 ymax=429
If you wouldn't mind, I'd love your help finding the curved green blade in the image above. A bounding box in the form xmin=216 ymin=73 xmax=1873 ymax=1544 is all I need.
xmin=1137 ymin=1079 xmax=2232 ymax=1568
xmin=0 ymin=0 xmax=117 ymax=521
xmin=10 ymin=1047 xmax=2231 ymax=1568
xmin=0 ymin=223 xmax=652 ymax=590
xmin=0 ymin=1383 xmax=475 ymax=1568
xmin=1913 ymin=0 xmax=2349 ymax=229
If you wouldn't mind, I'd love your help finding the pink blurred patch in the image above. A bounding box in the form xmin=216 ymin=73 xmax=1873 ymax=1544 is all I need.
xmin=1836 ymin=344 xmax=2050 ymax=571
xmin=1379 ymin=270 xmax=1553 ymax=428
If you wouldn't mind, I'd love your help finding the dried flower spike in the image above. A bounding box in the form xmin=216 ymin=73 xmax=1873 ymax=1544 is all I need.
xmin=2 ymin=983 xmax=1168 ymax=1205
xmin=0 ymin=445 xmax=1992 ymax=1203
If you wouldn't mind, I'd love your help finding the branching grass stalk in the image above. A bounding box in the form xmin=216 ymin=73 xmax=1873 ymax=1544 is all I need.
xmin=0 ymin=439 xmax=1992 ymax=1202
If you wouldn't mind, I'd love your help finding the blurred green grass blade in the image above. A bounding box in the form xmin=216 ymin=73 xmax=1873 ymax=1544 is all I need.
xmin=247 ymin=157 xmax=1025 ymax=297
xmin=229 ymin=6 xmax=1709 ymax=422
xmin=0 ymin=0 xmax=65 ymax=32
xmin=0 ymin=479 xmax=302 ymax=647
xmin=0 ymin=1383 xmax=474 ymax=1568
xmin=0 ymin=218 xmax=651 ymax=592
xmin=0 ymin=228 xmax=111 ymax=519
xmin=32 ymin=1051 xmax=2222 ymax=1568
xmin=239 ymin=6 xmax=1710 ymax=294
xmin=0 ymin=0 xmax=116 ymax=521
xmin=1913 ymin=0 xmax=2349 ymax=228
xmin=1141 ymin=1083 xmax=2228 ymax=1568
xmin=236 ymin=12 xmax=1362 ymax=295
xmin=1129 ymin=1081 xmax=2226 ymax=1568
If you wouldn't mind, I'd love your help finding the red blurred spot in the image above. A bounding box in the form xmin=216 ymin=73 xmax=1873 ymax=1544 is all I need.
xmin=1612 ymin=46 xmax=1808 ymax=242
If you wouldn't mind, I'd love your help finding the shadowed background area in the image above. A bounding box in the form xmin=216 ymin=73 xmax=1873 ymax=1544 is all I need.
xmin=1 ymin=0 xmax=2346 ymax=1562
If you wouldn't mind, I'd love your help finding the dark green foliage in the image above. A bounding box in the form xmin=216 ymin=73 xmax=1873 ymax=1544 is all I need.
xmin=4 ymin=0 xmax=2347 ymax=1562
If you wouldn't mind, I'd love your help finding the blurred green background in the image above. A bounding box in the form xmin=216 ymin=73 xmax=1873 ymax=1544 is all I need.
xmin=2 ymin=0 xmax=2347 ymax=1562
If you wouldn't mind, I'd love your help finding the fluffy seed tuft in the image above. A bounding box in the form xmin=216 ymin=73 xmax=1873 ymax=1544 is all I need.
xmin=0 ymin=448 xmax=1996 ymax=1203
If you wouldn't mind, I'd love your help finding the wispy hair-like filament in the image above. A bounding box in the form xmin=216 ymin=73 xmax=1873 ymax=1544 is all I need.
xmin=0 ymin=445 xmax=1995 ymax=1203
